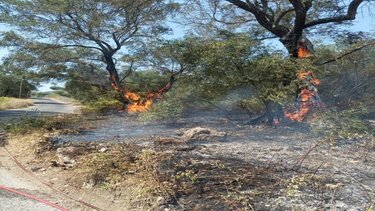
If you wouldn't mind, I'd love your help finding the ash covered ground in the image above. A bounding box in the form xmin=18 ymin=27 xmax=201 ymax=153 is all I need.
xmin=48 ymin=109 xmax=375 ymax=210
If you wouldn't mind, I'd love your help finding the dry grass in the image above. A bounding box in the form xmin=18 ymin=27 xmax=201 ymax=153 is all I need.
xmin=0 ymin=97 xmax=33 ymax=110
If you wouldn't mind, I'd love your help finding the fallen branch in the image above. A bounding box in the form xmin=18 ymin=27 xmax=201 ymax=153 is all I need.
xmin=290 ymin=140 xmax=327 ymax=171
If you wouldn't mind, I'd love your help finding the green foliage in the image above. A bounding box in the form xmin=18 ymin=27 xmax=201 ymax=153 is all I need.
xmin=311 ymin=105 xmax=374 ymax=143
xmin=83 ymin=98 xmax=122 ymax=113
xmin=138 ymin=96 xmax=183 ymax=121
xmin=169 ymin=35 xmax=298 ymax=106
xmin=138 ymin=88 xmax=186 ymax=121
xmin=2 ymin=115 xmax=78 ymax=134
xmin=237 ymin=98 xmax=265 ymax=114
xmin=124 ymin=71 xmax=169 ymax=94
xmin=0 ymin=72 xmax=36 ymax=97
xmin=0 ymin=0 xmax=178 ymax=103
xmin=248 ymin=55 xmax=297 ymax=103
xmin=65 ymin=80 xmax=107 ymax=102
xmin=0 ymin=97 xmax=33 ymax=110
xmin=136 ymin=34 xmax=301 ymax=116
xmin=175 ymin=170 xmax=198 ymax=184
xmin=317 ymin=43 xmax=375 ymax=109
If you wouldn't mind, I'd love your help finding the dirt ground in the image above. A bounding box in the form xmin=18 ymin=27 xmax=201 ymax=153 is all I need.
xmin=4 ymin=110 xmax=375 ymax=210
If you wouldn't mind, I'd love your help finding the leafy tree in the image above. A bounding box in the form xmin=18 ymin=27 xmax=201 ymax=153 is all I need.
xmin=0 ymin=67 xmax=36 ymax=97
xmin=186 ymin=0 xmax=373 ymax=56
xmin=316 ymin=42 xmax=375 ymax=109
xmin=0 ymin=0 xmax=179 ymax=106
xmin=182 ymin=0 xmax=373 ymax=124
xmin=142 ymin=34 xmax=300 ymax=123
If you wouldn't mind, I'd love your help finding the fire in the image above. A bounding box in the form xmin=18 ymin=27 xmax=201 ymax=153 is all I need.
xmin=125 ymin=92 xmax=159 ymax=113
xmin=123 ymin=78 xmax=174 ymax=113
xmin=285 ymin=45 xmax=323 ymax=122
xmin=285 ymin=87 xmax=317 ymax=122
xmin=297 ymin=71 xmax=320 ymax=85
xmin=297 ymin=46 xmax=311 ymax=58
xmin=125 ymin=92 xmax=141 ymax=101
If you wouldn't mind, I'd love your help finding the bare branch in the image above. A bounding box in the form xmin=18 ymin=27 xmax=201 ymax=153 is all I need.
xmin=304 ymin=0 xmax=364 ymax=28
xmin=316 ymin=41 xmax=375 ymax=66
xmin=274 ymin=8 xmax=294 ymax=26
xmin=120 ymin=61 xmax=134 ymax=83
xmin=56 ymin=44 xmax=103 ymax=52
xmin=225 ymin=0 xmax=288 ymax=37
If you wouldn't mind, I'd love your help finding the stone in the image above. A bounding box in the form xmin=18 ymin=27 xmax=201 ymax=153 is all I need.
xmin=56 ymin=146 xmax=86 ymax=165
xmin=179 ymin=127 xmax=226 ymax=143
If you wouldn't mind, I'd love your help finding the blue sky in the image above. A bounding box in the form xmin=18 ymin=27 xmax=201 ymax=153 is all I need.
xmin=0 ymin=8 xmax=374 ymax=91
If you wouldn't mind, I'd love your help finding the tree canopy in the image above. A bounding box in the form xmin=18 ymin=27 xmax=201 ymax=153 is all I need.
xmin=184 ymin=0 xmax=374 ymax=56
xmin=0 ymin=0 xmax=178 ymax=104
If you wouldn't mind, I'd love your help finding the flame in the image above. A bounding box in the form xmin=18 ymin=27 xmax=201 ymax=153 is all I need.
xmin=297 ymin=46 xmax=310 ymax=58
xmin=125 ymin=92 xmax=141 ymax=101
xmin=285 ymin=46 xmax=323 ymax=122
xmin=297 ymin=71 xmax=320 ymax=85
xmin=285 ymin=104 xmax=310 ymax=122
xmin=125 ymin=92 xmax=158 ymax=113
xmin=123 ymin=79 xmax=174 ymax=113
xmin=285 ymin=87 xmax=317 ymax=121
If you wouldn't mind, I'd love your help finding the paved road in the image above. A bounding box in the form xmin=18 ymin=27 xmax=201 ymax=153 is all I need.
xmin=0 ymin=147 xmax=71 ymax=211
xmin=0 ymin=98 xmax=78 ymax=124
xmin=0 ymin=98 xmax=79 ymax=210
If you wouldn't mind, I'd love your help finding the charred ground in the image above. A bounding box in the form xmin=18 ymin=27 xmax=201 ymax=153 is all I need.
xmin=2 ymin=109 xmax=374 ymax=210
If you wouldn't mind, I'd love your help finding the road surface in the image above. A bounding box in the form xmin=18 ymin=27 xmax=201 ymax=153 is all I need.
xmin=0 ymin=147 xmax=69 ymax=211
xmin=0 ymin=98 xmax=80 ymax=210
xmin=0 ymin=98 xmax=79 ymax=124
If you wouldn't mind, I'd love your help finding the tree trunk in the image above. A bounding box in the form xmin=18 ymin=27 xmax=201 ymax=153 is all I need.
xmin=104 ymin=53 xmax=129 ymax=109
xmin=249 ymin=36 xmax=313 ymax=126
xmin=248 ymin=100 xmax=284 ymax=126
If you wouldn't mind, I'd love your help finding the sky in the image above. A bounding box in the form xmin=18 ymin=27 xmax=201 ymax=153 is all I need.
xmin=0 ymin=5 xmax=374 ymax=92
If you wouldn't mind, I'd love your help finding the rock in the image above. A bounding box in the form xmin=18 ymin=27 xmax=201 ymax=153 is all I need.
xmin=50 ymin=160 xmax=59 ymax=167
xmin=56 ymin=146 xmax=86 ymax=165
xmin=31 ymin=166 xmax=42 ymax=172
xmin=335 ymin=201 xmax=349 ymax=210
xmin=156 ymin=196 xmax=165 ymax=204
xmin=42 ymin=134 xmax=52 ymax=139
xmin=179 ymin=127 xmax=226 ymax=143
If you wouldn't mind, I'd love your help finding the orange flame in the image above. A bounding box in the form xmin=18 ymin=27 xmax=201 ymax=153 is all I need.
xmin=125 ymin=92 xmax=158 ymax=113
xmin=125 ymin=92 xmax=141 ymax=101
xmin=285 ymin=87 xmax=316 ymax=121
xmin=123 ymin=79 xmax=173 ymax=113
xmin=285 ymin=46 xmax=322 ymax=122
xmin=297 ymin=46 xmax=310 ymax=58
xmin=297 ymin=71 xmax=320 ymax=85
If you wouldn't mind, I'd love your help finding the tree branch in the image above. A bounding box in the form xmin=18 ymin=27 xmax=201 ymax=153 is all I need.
xmin=56 ymin=44 xmax=103 ymax=52
xmin=274 ymin=8 xmax=294 ymax=26
xmin=120 ymin=61 xmax=134 ymax=83
xmin=316 ymin=41 xmax=375 ymax=66
xmin=225 ymin=0 xmax=288 ymax=37
xmin=304 ymin=0 xmax=364 ymax=28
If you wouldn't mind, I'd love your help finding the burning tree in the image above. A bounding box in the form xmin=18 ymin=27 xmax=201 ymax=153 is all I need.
xmin=284 ymin=43 xmax=324 ymax=122
xmin=0 ymin=0 xmax=179 ymax=108
xmin=184 ymin=0 xmax=373 ymax=125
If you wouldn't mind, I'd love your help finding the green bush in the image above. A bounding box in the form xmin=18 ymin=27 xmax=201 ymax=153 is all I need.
xmin=0 ymin=74 xmax=36 ymax=97
xmin=311 ymin=105 xmax=374 ymax=143
xmin=138 ymin=96 xmax=183 ymax=121
xmin=83 ymin=98 xmax=122 ymax=113
xmin=2 ymin=115 xmax=80 ymax=134
xmin=237 ymin=98 xmax=265 ymax=114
